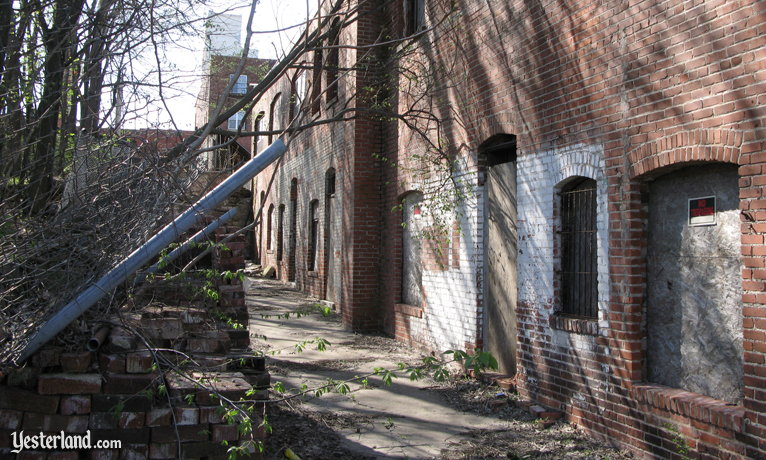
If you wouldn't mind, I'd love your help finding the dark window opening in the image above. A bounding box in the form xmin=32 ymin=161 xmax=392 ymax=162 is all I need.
xmin=326 ymin=168 xmax=336 ymax=196
xmin=266 ymin=204 xmax=274 ymax=250
xmin=479 ymin=134 xmax=517 ymax=167
xmin=277 ymin=204 xmax=285 ymax=261
xmin=559 ymin=177 xmax=598 ymax=319
xmin=311 ymin=46 xmax=323 ymax=115
xmin=326 ymin=18 xmax=341 ymax=102
xmin=268 ymin=93 xmax=281 ymax=145
xmin=288 ymin=179 xmax=298 ymax=281
xmin=405 ymin=0 xmax=425 ymax=35
xmin=308 ymin=200 xmax=319 ymax=271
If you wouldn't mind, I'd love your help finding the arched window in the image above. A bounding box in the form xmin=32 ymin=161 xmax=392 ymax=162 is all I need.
xmin=290 ymin=71 xmax=306 ymax=123
xmin=266 ymin=204 xmax=274 ymax=250
xmin=288 ymin=179 xmax=298 ymax=281
xmin=277 ymin=204 xmax=285 ymax=261
xmin=268 ymin=93 xmax=281 ymax=144
xmin=326 ymin=18 xmax=341 ymax=102
xmin=311 ymin=44 xmax=322 ymax=114
xmin=252 ymin=111 xmax=265 ymax=154
xmin=307 ymin=199 xmax=320 ymax=271
xmin=558 ymin=177 xmax=598 ymax=318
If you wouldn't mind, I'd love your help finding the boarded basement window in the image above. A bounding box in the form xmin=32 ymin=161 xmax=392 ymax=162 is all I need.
xmin=559 ymin=177 xmax=598 ymax=318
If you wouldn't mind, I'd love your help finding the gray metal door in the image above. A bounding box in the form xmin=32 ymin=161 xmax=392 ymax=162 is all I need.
xmin=484 ymin=162 xmax=517 ymax=375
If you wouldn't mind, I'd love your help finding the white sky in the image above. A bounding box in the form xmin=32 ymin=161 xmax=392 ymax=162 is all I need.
xmin=124 ymin=0 xmax=317 ymax=130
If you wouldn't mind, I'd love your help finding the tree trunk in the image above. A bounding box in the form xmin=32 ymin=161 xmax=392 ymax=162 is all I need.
xmin=28 ymin=0 xmax=84 ymax=213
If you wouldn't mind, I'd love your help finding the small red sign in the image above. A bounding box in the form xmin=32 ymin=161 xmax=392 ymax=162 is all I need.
xmin=689 ymin=196 xmax=716 ymax=226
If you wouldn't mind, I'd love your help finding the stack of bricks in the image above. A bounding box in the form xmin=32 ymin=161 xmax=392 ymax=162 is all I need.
xmin=212 ymin=229 xmax=246 ymax=272
xmin=0 ymin=266 xmax=270 ymax=458
xmin=0 ymin=347 xmax=269 ymax=459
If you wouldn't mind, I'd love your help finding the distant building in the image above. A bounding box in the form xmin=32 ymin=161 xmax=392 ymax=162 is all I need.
xmin=194 ymin=13 xmax=275 ymax=171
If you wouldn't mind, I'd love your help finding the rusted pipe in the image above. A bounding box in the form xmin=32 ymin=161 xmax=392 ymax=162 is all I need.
xmin=86 ymin=326 xmax=111 ymax=352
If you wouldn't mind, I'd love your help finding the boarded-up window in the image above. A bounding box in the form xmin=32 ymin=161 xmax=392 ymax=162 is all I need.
xmin=402 ymin=192 xmax=424 ymax=305
xmin=646 ymin=164 xmax=742 ymax=403
xmin=559 ymin=177 xmax=597 ymax=318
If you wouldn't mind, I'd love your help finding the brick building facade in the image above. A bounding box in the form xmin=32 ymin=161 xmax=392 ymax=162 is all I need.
xmin=194 ymin=14 xmax=274 ymax=171
xmin=249 ymin=0 xmax=766 ymax=457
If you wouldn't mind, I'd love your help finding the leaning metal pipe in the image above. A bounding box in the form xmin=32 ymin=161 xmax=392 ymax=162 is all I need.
xmin=18 ymin=140 xmax=286 ymax=363
xmin=134 ymin=207 xmax=239 ymax=285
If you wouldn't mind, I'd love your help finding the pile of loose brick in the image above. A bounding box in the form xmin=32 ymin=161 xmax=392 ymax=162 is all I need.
xmin=0 ymin=228 xmax=269 ymax=459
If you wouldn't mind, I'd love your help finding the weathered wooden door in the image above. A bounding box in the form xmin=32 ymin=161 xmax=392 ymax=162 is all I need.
xmin=324 ymin=196 xmax=337 ymax=302
xmin=484 ymin=162 xmax=518 ymax=375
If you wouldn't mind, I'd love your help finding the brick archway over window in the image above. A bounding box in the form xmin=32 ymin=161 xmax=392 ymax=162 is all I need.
xmin=628 ymin=129 xmax=743 ymax=178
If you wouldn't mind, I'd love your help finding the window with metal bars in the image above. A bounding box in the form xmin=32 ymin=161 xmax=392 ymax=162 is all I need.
xmin=559 ymin=177 xmax=598 ymax=318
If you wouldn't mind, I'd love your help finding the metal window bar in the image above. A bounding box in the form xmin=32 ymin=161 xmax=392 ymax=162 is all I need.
xmin=560 ymin=179 xmax=598 ymax=318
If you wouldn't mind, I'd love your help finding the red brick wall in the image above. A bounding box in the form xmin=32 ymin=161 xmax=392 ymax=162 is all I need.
xmin=377 ymin=0 xmax=766 ymax=458
xmin=195 ymin=55 xmax=275 ymax=154
xmin=251 ymin=0 xmax=766 ymax=456
xmin=250 ymin=1 xmax=387 ymax=330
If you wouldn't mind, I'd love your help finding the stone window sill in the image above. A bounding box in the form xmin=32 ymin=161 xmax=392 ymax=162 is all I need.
xmin=307 ymin=270 xmax=319 ymax=278
xmin=549 ymin=314 xmax=599 ymax=335
xmin=394 ymin=303 xmax=423 ymax=318
xmin=630 ymin=383 xmax=745 ymax=433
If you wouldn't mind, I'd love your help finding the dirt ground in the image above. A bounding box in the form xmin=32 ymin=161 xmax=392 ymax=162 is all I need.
xmin=246 ymin=276 xmax=634 ymax=459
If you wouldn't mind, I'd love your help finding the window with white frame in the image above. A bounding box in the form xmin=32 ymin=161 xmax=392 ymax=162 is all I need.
xmin=229 ymin=74 xmax=248 ymax=95
xmin=227 ymin=111 xmax=245 ymax=130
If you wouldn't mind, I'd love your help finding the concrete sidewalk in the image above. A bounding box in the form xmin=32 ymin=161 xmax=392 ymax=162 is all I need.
xmin=245 ymin=277 xmax=511 ymax=459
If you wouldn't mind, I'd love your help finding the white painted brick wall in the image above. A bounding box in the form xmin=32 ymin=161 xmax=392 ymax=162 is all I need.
xmin=408 ymin=163 xmax=484 ymax=352
xmin=517 ymin=143 xmax=609 ymax=344
xmin=402 ymin=142 xmax=609 ymax=353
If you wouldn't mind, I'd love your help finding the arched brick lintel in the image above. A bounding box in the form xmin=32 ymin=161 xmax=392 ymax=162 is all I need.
xmin=628 ymin=129 xmax=743 ymax=179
